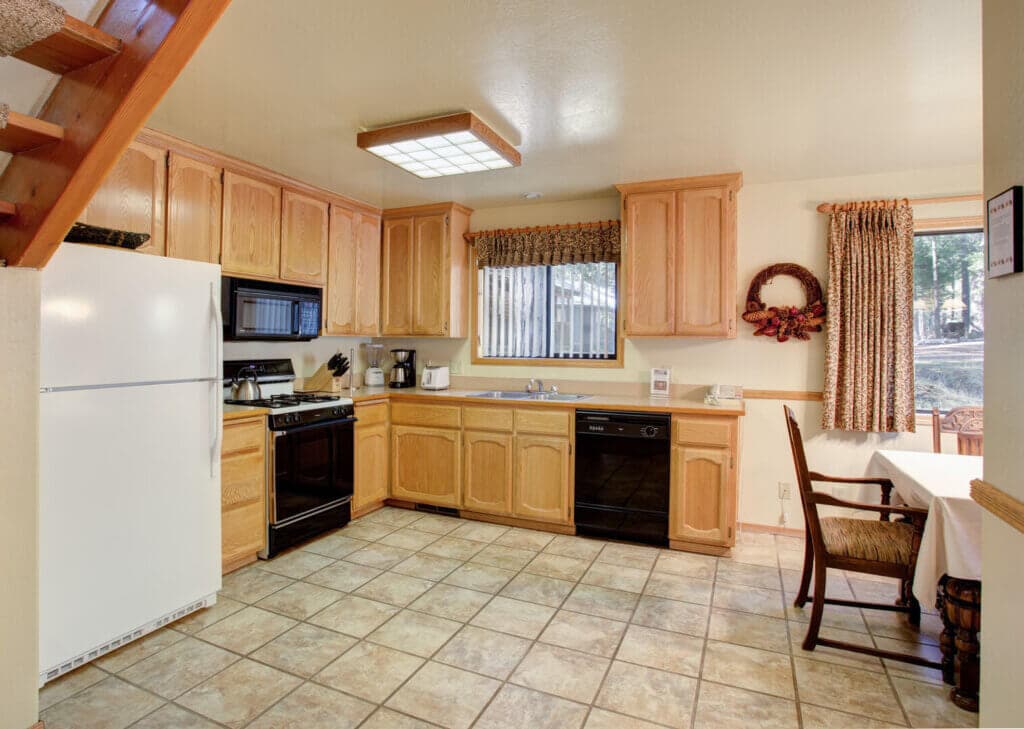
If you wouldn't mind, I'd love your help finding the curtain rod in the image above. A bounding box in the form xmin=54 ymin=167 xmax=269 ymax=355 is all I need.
xmin=816 ymin=193 xmax=982 ymax=214
xmin=464 ymin=219 xmax=619 ymax=241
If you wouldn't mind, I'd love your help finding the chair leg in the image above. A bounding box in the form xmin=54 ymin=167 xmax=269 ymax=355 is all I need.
xmin=908 ymin=596 xmax=921 ymax=627
xmin=793 ymin=534 xmax=813 ymax=608
xmin=802 ymin=560 xmax=828 ymax=651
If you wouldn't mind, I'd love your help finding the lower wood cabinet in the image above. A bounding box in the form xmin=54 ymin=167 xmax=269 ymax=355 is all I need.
xmin=221 ymin=414 xmax=267 ymax=573
xmin=513 ymin=434 xmax=571 ymax=524
xmin=463 ymin=430 xmax=514 ymax=515
xmin=391 ymin=424 xmax=461 ymax=508
xmin=354 ymin=401 xmax=389 ymax=514
xmin=669 ymin=414 xmax=738 ymax=551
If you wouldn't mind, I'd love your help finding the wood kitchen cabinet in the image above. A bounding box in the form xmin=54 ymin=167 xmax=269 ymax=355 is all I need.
xmin=221 ymin=413 xmax=267 ymax=573
xmin=166 ymin=152 xmax=222 ymax=263
xmin=221 ymin=170 xmax=281 ymax=279
xmin=463 ymin=430 xmax=514 ymax=515
xmin=326 ymin=205 xmax=382 ymax=335
xmin=390 ymin=425 xmax=461 ymax=508
xmin=618 ymin=172 xmax=741 ymax=338
xmin=80 ymin=140 xmax=167 ymax=256
xmin=381 ymin=202 xmax=472 ymax=336
xmin=353 ymin=401 xmax=389 ymax=515
xmin=669 ymin=414 xmax=738 ymax=553
xmin=513 ymin=435 xmax=571 ymax=524
xmin=280 ymin=190 xmax=329 ymax=285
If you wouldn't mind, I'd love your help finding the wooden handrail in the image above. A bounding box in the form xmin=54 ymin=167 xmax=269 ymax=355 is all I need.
xmin=464 ymin=219 xmax=619 ymax=241
xmin=971 ymin=478 xmax=1024 ymax=534
xmin=817 ymin=193 xmax=982 ymax=214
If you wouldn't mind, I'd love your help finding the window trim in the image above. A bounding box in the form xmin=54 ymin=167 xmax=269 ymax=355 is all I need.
xmin=470 ymin=253 xmax=625 ymax=368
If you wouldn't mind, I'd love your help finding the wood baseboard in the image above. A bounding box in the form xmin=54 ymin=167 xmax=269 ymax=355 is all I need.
xmin=739 ymin=522 xmax=805 ymax=538
xmin=222 ymin=552 xmax=258 ymax=575
xmin=458 ymin=510 xmax=575 ymax=535
xmin=29 ymin=721 xmax=45 ymax=729
xmin=352 ymin=500 xmax=387 ymax=520
xmin=668 ymin=539 xmax=731 ymax=556
xmin=971 ymin=478 xmax=1024 ymax=534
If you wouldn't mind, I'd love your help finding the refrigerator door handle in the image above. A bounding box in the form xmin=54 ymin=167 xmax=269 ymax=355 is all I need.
xmin=210 ymin=282 xmax=223 ymax=477
xmin=210 ymin=282 xmax=223 ymax=380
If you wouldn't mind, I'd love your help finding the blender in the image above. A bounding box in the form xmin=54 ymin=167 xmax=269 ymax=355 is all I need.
xmin=389 ymin=349 xmax=416 ymax=388
xmin=363 ymin=343 xmax=385 ymax=387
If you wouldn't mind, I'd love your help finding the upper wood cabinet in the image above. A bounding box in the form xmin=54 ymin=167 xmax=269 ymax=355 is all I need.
xmin=280 ymin=190 xmax=329 ymax=285
xmin=618 ymin=172 xmax=741 ymax=338
xmin=669 ymin=414 xmax=738 ymax=551
xmin=221 ymin=171 xmax=281 ymax=279
xmin=80 ymin=140 xmax=167 ymax=256
xmin=166 ymin=152 xmax=222 ymax=263
xmin=381 ymin=202 xmax=472 ymax=337
xmin=326 ymin=205 xmax=382 ymax=335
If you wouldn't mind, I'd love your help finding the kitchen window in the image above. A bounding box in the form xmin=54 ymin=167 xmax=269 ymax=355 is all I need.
xmin=913 ymin=228 xmax=984 ymax=412
xmin=475 ymin=262 xmax=619 ymax=364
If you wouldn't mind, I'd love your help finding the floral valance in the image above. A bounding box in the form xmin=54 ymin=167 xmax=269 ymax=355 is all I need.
xmin=471 ymin=220 xmax=621 ymax=268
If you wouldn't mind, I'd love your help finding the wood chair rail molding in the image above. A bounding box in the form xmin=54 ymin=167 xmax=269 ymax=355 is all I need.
xmin=0 ymin=0 xmax=232 ymax=269
xmin=816 ymin=193 xmax=982 ymax=214
xmin=971 ymin=478 xmax=1024 ymax=534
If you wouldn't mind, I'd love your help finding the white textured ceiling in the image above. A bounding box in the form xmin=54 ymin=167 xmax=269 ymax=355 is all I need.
xmin=6 ymin=1 xmax=982 ymax=210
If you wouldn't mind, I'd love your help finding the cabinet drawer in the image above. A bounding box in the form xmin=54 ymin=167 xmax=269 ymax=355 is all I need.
xmin=515 ymin=408 xmax=571 ymax=436
xmin=355 ymin=402 xmax=389 ymax=427
xmin=391 ymin=401 xmax=462 ymax=428
xmin=222 ymin=449 xmax=265 ymax=508
xmin=463 ymin=406 xmax=514 ymax=432
xmin=672 ymin=416 xmax=734 ymax=448
xmin=223 ymin=418 xmax=266 ymax=455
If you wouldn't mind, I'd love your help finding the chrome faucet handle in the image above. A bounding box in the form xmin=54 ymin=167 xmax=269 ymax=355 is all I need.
xmin=526 ymin=378 xmax=536 ymax=393
xmin=550 ymin=384 xmax=558 ymax=394
xmin=536 ymin=380 xmax=545 ymax=394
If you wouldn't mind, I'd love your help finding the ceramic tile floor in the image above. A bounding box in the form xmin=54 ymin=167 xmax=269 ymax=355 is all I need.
xmin=40 ymin=507 xmax=979 ymax=729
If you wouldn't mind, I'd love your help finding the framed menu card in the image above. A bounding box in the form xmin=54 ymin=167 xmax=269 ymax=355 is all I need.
xmin=987 ymin=185 xmax=1022 ymax=278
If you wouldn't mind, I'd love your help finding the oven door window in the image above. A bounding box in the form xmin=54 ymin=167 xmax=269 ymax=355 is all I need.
xmin=273 ymin=420 xmax=354 ymax=523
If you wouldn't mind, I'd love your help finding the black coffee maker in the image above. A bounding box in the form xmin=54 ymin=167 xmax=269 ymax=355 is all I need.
xmin=389 ymin=349 xmax=416 ymax=388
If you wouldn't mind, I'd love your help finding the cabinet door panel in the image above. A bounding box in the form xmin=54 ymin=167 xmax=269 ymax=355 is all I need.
xmin=624 ymin=191 xmax=675 ymax=335
xmin=412 ymin=213 xmax=448 ymax=335
xmin=81 ymin=140 xmax=166 ymax=256
xmin=355 ymin=419 xmax=389 ymax=511
xmin=670 ymin=445 xmax=731 ymax=545
xmin=676 ymin=187 xmax=734 ymax=336
xmin=463 ymin=431 xmax=513 ymax=515
xmin=381 ymin=217 xmax=414 ymax=334
xmin=281 ymin=190 xmax=329 ymax=285
xmin=221 ymin=418 xmax=266 ymax=573
xmin=326 ymin=205 xmax=357 ymax=334
xmin=391 ymin=426 xmax=460 ymax=507
xmin=166 ymin=153 xmax=222 ymax=263
xmin=221 ymin=171 xmax=281 ymax=279
xmin=513 ymin=435 xmax=570 ymax=524
xmin=355 ymin=213 xmax=382 ymax=335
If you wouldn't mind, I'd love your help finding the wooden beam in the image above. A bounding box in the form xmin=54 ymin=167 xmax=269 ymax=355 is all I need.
xmin=13 ymin=14 xmax=123 ymax=74
xmin=0 ymin=111 xmax=64 ymax=154
xmin=0 ymin=0 xmax=232 ymax=269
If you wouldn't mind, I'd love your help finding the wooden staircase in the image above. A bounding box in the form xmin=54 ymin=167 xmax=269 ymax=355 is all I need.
xmin=0 ymin=0 xmax=231 ymax=267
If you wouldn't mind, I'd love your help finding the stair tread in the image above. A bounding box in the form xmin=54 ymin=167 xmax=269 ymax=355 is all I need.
xmin=0 ymin=111 xmax=64 ymax=154
xmin=12 ymin=15 xmax=122 ymax=75
xmin=0 ymin=200 xmax=15 ymax=217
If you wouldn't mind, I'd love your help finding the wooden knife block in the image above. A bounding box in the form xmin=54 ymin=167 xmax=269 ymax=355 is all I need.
xmin=295 ymin=364 xmax=351 ymax=393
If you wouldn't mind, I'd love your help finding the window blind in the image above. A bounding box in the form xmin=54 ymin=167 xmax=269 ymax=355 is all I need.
xmin=479 ymin=262 xmax=617 ymax=360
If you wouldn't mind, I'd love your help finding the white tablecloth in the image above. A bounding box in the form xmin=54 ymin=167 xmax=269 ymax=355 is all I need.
xmin=868 ymin=450 xmax=982 ymax=606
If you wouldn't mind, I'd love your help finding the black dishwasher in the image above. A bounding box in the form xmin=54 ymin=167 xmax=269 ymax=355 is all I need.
xmin=574 ymin=410 xmax=671 ymax=546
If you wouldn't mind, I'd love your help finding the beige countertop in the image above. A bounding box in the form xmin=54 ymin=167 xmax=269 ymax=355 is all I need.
xmin=223 ymin=404 xmax=269 ymax=421
xmin=349 ymin=386 xmax=744 ymax=416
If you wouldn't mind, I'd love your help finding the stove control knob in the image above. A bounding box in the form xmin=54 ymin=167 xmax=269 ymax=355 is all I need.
xmin=640 ymin=425 xmax=659 ymax=438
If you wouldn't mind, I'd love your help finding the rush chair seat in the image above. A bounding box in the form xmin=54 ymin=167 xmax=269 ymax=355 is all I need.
xmin=783 ymin=406 xmax=941 ymax=668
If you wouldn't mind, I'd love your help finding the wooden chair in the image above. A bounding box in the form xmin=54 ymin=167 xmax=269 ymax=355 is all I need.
xmin=932 ymin=407 xmax=983 ymax=456
xmin=784 ymin=406 xmax=940 ymax=667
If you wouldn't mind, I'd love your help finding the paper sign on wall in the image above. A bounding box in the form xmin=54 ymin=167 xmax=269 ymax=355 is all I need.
xmin=987 ymin=186 xmax=1023 ymax=278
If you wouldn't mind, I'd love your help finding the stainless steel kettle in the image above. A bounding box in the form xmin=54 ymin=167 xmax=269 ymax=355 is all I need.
xmin=233 ymin=367 xmax=261 ymax=401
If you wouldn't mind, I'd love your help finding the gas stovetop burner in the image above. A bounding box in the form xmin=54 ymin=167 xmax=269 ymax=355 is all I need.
xmin=225 ymin=393 xmax=342 ymax=408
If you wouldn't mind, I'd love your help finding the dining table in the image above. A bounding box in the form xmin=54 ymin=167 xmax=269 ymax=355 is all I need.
xmin=869 ymin=449 xmax=983 ymax=712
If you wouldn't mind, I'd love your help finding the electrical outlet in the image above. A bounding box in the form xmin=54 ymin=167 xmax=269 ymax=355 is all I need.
xmin=778 ymin=482 xmax=792 ymax=500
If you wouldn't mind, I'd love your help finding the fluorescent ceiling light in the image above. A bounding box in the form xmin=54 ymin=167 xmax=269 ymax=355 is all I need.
xmin=357 ymin=112 xmax=521 ymax=179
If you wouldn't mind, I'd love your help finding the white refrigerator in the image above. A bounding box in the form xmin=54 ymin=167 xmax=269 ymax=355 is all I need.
xmin=39 ymin=243 xmax=223 ymax=684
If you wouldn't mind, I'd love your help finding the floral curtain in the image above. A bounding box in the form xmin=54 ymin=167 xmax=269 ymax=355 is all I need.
xmin=473 ymin=221 xmax=620 ymax=268
xmin=822 ymin=202 xmax=916 ymax=432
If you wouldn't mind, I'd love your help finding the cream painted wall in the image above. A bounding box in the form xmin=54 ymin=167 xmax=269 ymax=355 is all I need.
xmin=0 ymin=269 xmax=41 ymax=729
xmin=980 ymin=2 xmax=1024 ymax=725
xmin=379 ymin=163 xmax=982 ymax=528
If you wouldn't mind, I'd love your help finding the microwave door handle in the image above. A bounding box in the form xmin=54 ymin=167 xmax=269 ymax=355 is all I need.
xmin=291 ymin=301 xmax=301 ymax=336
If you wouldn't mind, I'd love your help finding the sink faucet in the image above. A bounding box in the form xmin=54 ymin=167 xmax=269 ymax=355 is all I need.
xmin=526 ymin=378 xmax=544 ymax=394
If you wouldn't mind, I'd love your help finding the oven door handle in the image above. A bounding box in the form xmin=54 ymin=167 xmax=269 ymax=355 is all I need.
xmin=272 ymin=417 xmax=357 ymax=436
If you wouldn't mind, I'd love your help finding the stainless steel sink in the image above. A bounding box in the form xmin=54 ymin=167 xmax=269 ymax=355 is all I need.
xmin=468 ymin=390 xmax=591 ymax=402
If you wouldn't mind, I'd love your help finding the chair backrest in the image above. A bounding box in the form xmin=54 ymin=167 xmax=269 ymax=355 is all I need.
xmin=932 ymin=406 xmax=983 ymax=455
xmin=783 ymin=405 xmax=825 ymax=544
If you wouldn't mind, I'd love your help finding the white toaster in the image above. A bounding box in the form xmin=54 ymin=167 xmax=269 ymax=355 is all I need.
xmin=420 ymin=364 xmax=450 ymax=390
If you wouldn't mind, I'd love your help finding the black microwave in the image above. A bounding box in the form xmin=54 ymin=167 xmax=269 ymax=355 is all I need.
xmin=222 ymin=277 xmax=322 ymax=341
